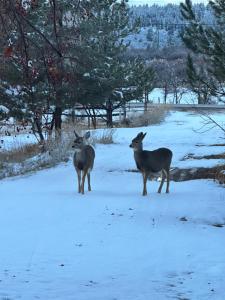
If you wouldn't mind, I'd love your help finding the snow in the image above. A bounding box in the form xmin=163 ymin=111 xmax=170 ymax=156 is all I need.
xmin=148 ymin=88 xmax=198 ymax=104
xmin=0 ymin=133 xmax=37 ymax=151
xmin=0 ymin=111 xmax=225 ymax=300
xmin=95 ymin=111 xmax=225 ymax=169
xmin=130 ymin=0 xmax=208 ymax=5
xmin=126 ymin=27 xmax=150 ymax=49
xmin=0 ymin=105 xmax=9 ymax=113
xmin=0 ymin=111 xmax=224 ymax=166
xmin=147 ymin=88 xmax=225 ymax=105
xmin=0 ymin=169 xmax=224 ymax=299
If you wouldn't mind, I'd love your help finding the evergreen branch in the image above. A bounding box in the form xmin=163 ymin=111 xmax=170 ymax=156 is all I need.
xmin=9 ymin=0 xmax=63 ymax=58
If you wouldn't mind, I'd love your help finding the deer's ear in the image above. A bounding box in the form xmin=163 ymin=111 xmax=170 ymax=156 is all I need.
xmin=84 ymin=131 xmax=90 ymax=139
xmin=74 ymin=130 xmax=80 ymax=138
xmin=137 ymin=132 xmax=144 ymax=138
xmin=141 ymin=132 xmax=147 ymax=140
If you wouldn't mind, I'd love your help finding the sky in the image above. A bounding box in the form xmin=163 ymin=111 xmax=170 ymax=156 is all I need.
xmin=129 ymin=0 xmax=208 ymax=5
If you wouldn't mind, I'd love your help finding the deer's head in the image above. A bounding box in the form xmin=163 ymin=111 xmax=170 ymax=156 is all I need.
xmin=129 ymin=132 xmax=147 ymax=151
xmin=72 ymin=131 xmax=90 ymax=151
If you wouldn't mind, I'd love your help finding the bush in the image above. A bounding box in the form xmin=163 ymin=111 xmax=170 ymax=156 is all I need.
xmin=0 ymin=122 xmax=82 ymax=179
xmin=124 ymin=106 xmax=168 ymax=127
xmin=0 ymin=142 xmax=41 ymax=163
xmin=92 ymin=128 xmax=116 ymax=144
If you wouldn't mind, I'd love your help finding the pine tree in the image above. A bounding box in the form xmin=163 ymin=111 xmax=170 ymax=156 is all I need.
xmin=0 ymin=0 xmax=51 ymax=140
xmin=0 ymin=0 xmax=153 ymax=131
xmin=70 ymin=0 xmax=152 ymax=127
xmin=180 ymin=0 xmax=225 ymax=102
xmin=186 ymin=54 xmax=212 ymax=104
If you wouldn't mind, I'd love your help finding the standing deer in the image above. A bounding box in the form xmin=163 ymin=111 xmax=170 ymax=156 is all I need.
xmin=130 ymin=132 xmax=172 ymax=196
xmin=72 ymin=131 xmax=95 ymax=194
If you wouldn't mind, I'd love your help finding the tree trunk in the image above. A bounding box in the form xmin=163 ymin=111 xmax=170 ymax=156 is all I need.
xmin=33 ymin=117 xmax=44 ymax=142
xmin=197 ymin=92 xmax=204 ymax=104
xmin=106 ymin=100 xmax=113 ymax=128
xmin=91 ymin=109 xmax=97 ymax=129
xmin=122 ymin=101 xmax=127 ymax=122
xmin=144 ymin=90 xmax=148 ymax=112
xmin=54 ymin=106 xmax=62 ymax=138
xmin=71 ymin=109 xmax=75 ymax=124
xmin=164 ymin=83 xmax=168 ymax=104
xmin=174 ymin=87 xmax=179 ymax=104
xmin=106 ymin=108 xmax=113 ymax=127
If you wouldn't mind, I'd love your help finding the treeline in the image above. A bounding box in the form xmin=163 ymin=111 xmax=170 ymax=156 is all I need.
xmin=128 ymin=3 xmax=214 ymax=49
xmin=130 ymin=3 xmax=213 ymax=28
xmin=0 ymin=0 xmax=224 ymax=141
xmin=126 ymin=1 xmax=225 ymax=106
xmin=0 ymin=0 xmax=154 ymax=139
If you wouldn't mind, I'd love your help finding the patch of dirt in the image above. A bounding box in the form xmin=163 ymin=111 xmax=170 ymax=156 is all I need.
xmin=126 ymin=165 xmax=225 ymax=184
xmin=178 ymin=150 xmax=225 ymax=184
xmin=181 ymin=153 xmax=225 ymax=161
xmin=0 ymin=143 xmax=42 ymax=163
xmin=170 ymin=166 xmax=225 ymax=183
xmin=212 ymin=223 xmax=225 ymax=228
xmin=209 ymin=143 xmax=225 ymax=147
xmin=196 ymin=143 xmax=225 ymax=147
xmin=179 ymin=217 xmax=188 ymax=222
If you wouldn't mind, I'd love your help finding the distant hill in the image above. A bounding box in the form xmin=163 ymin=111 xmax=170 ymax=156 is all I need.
xmin=127 ymin=3 xmax=213 ymax=49
xmin=129 ymin=0 xmax=208 ymax=6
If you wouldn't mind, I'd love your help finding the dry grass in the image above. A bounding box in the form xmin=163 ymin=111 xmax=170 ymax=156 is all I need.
xmin=0 ymin=122 xmax=77 ymax=165
xmin=0 ymin=122 xmax=83 ymax=179
xmin=92 ymin=129 xmax=116 ymax=145
xmin=215 ymin=168 xmax=225 ymax=185
xmin=181 ymin=152 xmax=225 ymax=161
xmin=0 ymin=118 xmax=111 ymax=180
xmin=0 ymin=143 xmax=41 ymax=163
xmin=125 ymin=106 xmax=169 ymax=127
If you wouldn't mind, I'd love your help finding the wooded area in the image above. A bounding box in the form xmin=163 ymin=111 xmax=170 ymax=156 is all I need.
xmin=0 ymin=0 xmax=224 ymax=140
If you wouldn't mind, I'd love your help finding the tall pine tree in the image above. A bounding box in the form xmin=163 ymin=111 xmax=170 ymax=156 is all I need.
xmin=180 ymin=0 xmax=225 ymax=103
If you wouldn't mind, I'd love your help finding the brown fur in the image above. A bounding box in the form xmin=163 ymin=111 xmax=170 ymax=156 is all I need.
xmin=130 ymin=132 xmax=173 ymax=196
xmin=72 ymin=131 xmax=95 ymax=194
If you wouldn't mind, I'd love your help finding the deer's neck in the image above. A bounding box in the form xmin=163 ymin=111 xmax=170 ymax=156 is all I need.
xmin=134 ymin=148 xmax=143 ymax=158
xmin=134 ymin=143 xmax=143 ymax=152
xmin=134 ymin=144 xmax=144 ymax=159
xmin=74 ymin=148 xmax=85 ymax=161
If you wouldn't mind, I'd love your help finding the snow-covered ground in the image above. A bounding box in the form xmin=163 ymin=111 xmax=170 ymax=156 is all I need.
xmin=0 ymin=133 xmax=36 ymax=151
xmin=94 ymin=111 xmax=225 ymax=170
xmin=148 ymin=88 xmax=198 ymax=104
xmin=147 ymin=88 xmax=225 ymax=105
xmin=126 ymin=27 xmax=151 ymax=49
xmin=130 ymin=0 xmax=208 ymax=4
xmin=0 ymin=111 xmax=224 ymax=300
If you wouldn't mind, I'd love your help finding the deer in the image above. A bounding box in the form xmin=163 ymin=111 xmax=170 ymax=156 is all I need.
xmin=72 ymin=131 xmax=95 ymax=194
xmin=129 ymin=132 xmax=173 ymax=196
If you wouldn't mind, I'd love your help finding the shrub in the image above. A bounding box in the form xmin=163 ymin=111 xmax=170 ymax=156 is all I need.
xmin=92 ymin=128 xmax=116 ymax=145
xmin=0 ymin=142 xmax=41 ymax=163
xmin=126 ymin=106 xmax=168 ymax=127
xmin=121 ymin=106 xmax=168 ymax=127
xmin=0 ymin=122 xmax=82 ymax=179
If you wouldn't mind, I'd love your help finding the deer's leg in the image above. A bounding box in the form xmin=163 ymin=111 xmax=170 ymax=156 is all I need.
xmin=87 ymin=170 xmax=91 ymax=191
xmin=158 ymin=170 xmax=166 ymax=193
xmin=166 ymin=169 xmax=170 ymax=193
xmin=81 ymin=169 xmax=88 ymax=194
xmin=76 ymin=169 xmax=81 ymax=193
xmin=142 ymin=172 xmax=148 ymax=196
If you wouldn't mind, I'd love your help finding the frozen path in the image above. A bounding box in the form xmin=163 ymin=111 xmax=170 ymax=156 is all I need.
xmin=0 ymin=160 xmax=224 ymax=300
